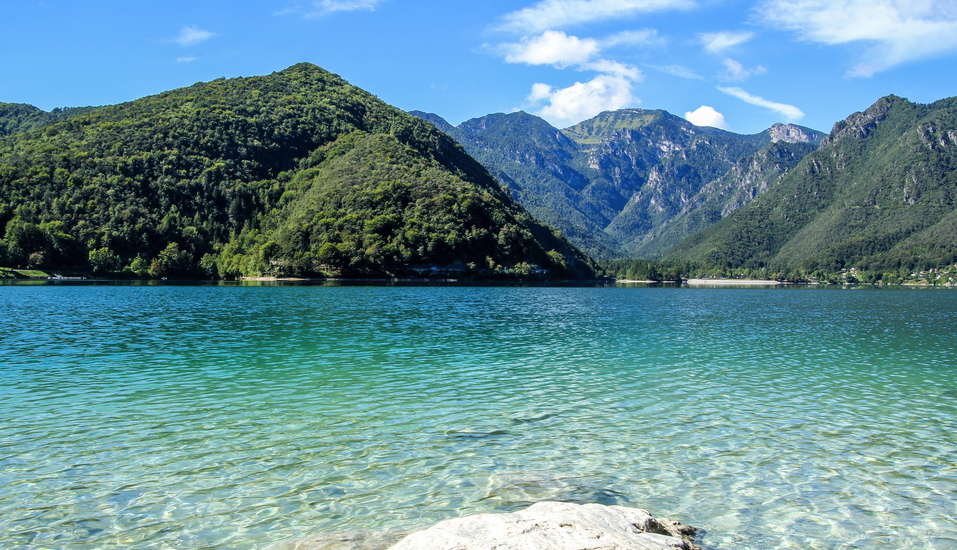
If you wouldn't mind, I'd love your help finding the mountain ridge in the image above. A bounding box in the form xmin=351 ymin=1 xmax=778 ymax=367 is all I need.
xmin=411 ymin=108 xmax=825 ymax=259
xmin=664 ymin=94 xmax=957 ymax=274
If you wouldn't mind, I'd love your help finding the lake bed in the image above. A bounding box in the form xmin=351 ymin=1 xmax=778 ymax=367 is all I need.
xmin=1 ymin=282 xmax=955 ymax=549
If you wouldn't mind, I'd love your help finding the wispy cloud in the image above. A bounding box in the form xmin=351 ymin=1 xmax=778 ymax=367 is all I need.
xmin=497 ymin=0 xmax=695 ymax=33
xmin=278 ymin=0 xmax=385 ymax=17
xmin=316 ymin=0 xmax=383 ymax=12
xmin=718 ymin=86 xmax=804 ymax=121
xmin=174 ymin=25 xmax=215 ymax=47
xmin=177 ymin=56 xmax=198 ymax=63
xmin=754 ymin=0 xmax=957 ymax=76
xmin=600 ymin=28 xmax=664 ymax=48
xmin=648 ymin=64 xmax=704 ymax=79
xmin=699 ymin=31 xmax=754 ymax=55
xmin=721 ymin=58 xmax=767 ymax=81
xmin=685 ymin=105 xmax=731 ymax=129
xmin=699 ymin=32 xmax=765 ymax=82
xmin=581 ymin=59 xmax=643 ymax=80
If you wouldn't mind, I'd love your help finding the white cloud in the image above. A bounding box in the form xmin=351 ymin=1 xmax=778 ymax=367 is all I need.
xmin=528 ymin=74 xmax=638 ymax=124
xmin=685 ymin=106 xmax=731 ymax=129
xmin=755 ymin=0 xmax=957 ymax=76
xmin=499 ymin=31 xmax=645 ymax=78
xmin=721 ymin=58 xmax=767 ymax=81
xmin=497 ymin=29 xmax=647 ymax=125
xmin=699 ymin=31 xmax=754 ymax=55
xmin=718 ymin=86 xmax=804 ymax=121
xmin=503 ymin=30 xmax=601 ymax=67
xmin=649 ymin=64 xmax=704 ymax=79
xmin=176 ymin=56 xmax=198 ymax=63
xmin=497 ymin=0 xmax=695 ymax=33
xmin=174 ymin=26 xmax=215 ymax=47
xmin=529 ymin=82 xmax=554 ymax=102
xmin=500 ymin=29 xmax=662 ymax=70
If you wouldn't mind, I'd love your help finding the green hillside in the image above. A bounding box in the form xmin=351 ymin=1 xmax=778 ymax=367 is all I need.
xmin=665 ymin=95 xmax=957 ymax=274
xmin=0 ymin=103 xmax=101 ymax=137
xmin=562 ymin=109 xmax=674 ymax=144
xmin=0 ymin=63 xmax=596 ymax=279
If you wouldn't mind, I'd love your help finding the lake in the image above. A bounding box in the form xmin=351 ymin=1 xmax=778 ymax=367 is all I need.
xmin=1 ymin=282 xmax=955 ymax=549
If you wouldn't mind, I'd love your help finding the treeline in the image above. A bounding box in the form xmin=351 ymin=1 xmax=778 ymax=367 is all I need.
xmin=601 ymin=258 xmax=957 ymax=286
xmin=599 ymin=259 xmax=686 ymax=282
xmin=0 ymin=64 xmax=596 ymax=280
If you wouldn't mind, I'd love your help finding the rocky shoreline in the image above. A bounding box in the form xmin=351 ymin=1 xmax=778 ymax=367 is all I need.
xmin=270 ymin=502 xmax=701 ymax=550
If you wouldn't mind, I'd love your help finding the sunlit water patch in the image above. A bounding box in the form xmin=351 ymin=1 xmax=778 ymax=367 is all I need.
xmin=1 ymin=282 xmax=955 ymax=549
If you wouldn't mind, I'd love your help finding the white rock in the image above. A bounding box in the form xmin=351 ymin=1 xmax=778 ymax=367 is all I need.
xmin=388 ymin=501 xmax=699 ymax=550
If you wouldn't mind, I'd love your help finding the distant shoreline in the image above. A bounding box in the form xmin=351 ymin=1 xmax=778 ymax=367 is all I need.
xmin=685 ymin=278 xmax=783 ymax=286
xmin=614 ymin=278 xmax=784 ymax=285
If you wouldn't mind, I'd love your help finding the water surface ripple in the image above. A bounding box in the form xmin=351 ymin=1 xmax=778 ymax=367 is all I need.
xmin=1 ymin=283 xmax=956 ymax=549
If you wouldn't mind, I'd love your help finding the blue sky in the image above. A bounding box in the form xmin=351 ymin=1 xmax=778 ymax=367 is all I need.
xmin=3 ymin=0 xmax=956 ymax=134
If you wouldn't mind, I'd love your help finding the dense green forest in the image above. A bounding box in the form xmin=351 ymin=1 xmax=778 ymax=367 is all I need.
xmin=0 ymin=63 xmax=596 ymax=279
xmin=0 ymin=103 xmax=102 ymax=137
xmin=664 ymin=95 xmax=957 ymax=277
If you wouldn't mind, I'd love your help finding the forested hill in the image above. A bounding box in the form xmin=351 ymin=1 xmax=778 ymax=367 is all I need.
xmin=0 ymin=103 xmax=101 ymax=137
xmin=665 ymin=95 xmax=957 ymax=274
xmin=0 ymin=63 xmax=597 ymax=279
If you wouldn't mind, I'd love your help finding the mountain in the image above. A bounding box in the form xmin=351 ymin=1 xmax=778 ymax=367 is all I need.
xmin=411 ymin=109 xmax=824 ymax=259
xmin=0 ymin=63 xmax=596 ymax=279
xmin=631 ymin=139 xmax=818 ymax=258
xmin=664 ymin=95 xmax=957 ymax=273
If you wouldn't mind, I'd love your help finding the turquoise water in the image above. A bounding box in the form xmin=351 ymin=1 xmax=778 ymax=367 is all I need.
xmin=1 ymin=282 xmax=956 ymax=549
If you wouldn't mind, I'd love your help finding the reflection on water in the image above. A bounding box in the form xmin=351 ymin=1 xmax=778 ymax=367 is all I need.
xmin=1 ymin=283 xmax=956 ymax=549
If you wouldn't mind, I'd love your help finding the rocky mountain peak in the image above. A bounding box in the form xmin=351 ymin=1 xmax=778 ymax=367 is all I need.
xmin=822 ymin=95 xmax=901 ymax=146
xmin=767 ymin=123 xmax=822 ymax=144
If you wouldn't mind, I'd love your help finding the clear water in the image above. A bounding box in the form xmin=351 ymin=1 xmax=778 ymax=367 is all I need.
xmin=1 ymin=282 xmax=956 ymax=550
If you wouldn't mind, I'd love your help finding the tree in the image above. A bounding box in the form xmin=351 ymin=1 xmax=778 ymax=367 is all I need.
xmin=127 ymin=256 xmax=150 ymax=277
xmin=317 ymin=242 xmax=344 ymax=266
xmin=88 ymin=247 xmax=120 ymax=274
xmin=149 ymin=243 xmax=192 ymax=277
xmin=4 ymin=219 xmax=42 ymax=264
